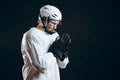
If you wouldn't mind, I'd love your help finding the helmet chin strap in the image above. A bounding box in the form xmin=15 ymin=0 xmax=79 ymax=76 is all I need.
xmin=45 ymin=29 xmax=56 ymax=34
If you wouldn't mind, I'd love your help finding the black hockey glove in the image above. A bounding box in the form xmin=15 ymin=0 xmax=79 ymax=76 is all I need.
xmin=48 ymin=33 xmax=71 ymax=61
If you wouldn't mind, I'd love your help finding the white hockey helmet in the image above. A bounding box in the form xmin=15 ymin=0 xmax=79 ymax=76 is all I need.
xmin=39 ymin=5 xmax=62 ymax=21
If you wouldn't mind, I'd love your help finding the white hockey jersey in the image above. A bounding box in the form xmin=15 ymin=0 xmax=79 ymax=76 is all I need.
xmin=21 ymin=27 xmax=69 ymax=80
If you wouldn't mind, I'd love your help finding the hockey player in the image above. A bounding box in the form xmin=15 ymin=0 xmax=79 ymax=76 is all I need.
xmin=21 ymin=5 xmax=71 ymax=80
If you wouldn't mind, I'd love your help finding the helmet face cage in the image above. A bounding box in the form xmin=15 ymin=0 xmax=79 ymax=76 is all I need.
xmin=39 ymin=5 xmax=62 ymax=34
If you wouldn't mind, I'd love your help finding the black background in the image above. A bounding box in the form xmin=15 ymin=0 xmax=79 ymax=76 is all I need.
xmin=0 ymin=0 xmax=119 ymax=80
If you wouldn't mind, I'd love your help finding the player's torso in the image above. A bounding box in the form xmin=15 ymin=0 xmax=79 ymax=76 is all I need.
xmin=28 ymin=27 xmax=59 ymax=55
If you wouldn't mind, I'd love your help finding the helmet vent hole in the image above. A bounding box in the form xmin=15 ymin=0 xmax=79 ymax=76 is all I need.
xmin=54 ymin=14 xmax=57 ymax=17
xmin=52 ymin=14 xmax=57 ymax=18
xmin=44 ymin=7 xmax=48 ymax=9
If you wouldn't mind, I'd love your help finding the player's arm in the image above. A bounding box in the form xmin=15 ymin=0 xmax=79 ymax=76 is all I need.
xmin=26 ymin=33 xmax=56 ymax=70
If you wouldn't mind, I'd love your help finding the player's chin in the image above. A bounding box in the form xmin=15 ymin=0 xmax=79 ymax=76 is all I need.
xmin=47 ymin=28 xmax=54 ymax=31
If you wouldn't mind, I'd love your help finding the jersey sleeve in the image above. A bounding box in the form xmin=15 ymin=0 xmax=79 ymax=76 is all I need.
xmin=26 ymin=32 xmax=56 ymax=69
xmin=57 ymin=57 xmax=69 ymax=69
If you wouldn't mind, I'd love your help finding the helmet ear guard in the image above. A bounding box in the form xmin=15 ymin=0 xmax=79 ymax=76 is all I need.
xmin=38 ymin=15 xmax=49 ymax=28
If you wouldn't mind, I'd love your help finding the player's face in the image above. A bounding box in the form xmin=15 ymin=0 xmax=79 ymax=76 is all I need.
xmin=46 ymin=20 xmax=59 ymax=32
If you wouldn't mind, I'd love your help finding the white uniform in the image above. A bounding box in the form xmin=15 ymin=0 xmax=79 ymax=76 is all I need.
xmin=21 ymin=27 xmax=69 ymax=80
